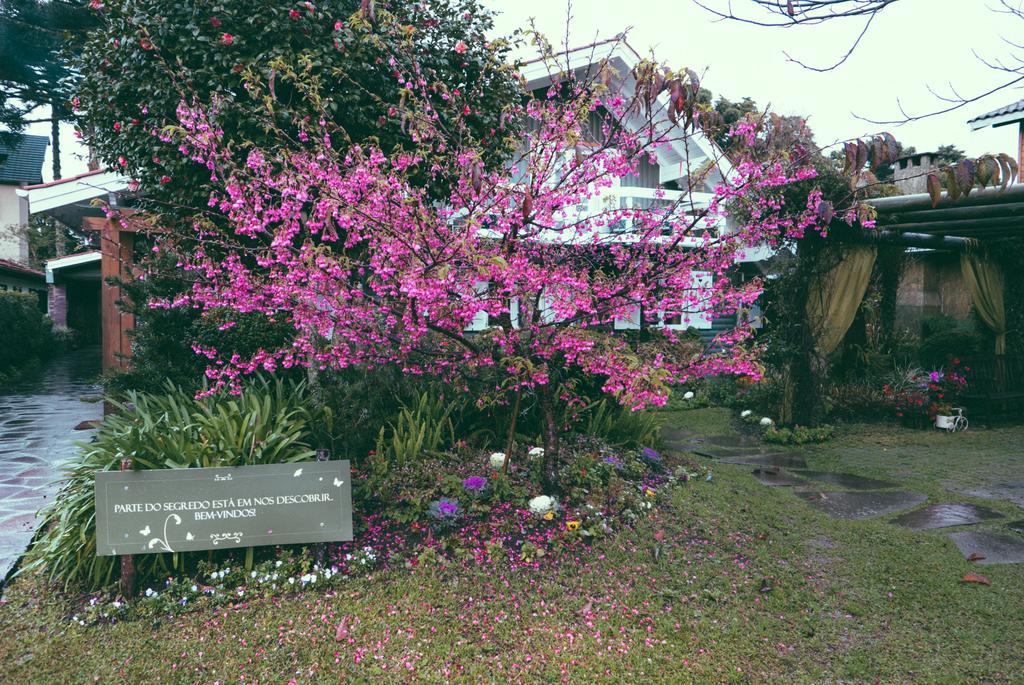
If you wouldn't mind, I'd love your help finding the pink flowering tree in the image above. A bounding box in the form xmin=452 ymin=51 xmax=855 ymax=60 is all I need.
xmin=159 ymin=38 xmax=829 ymax=491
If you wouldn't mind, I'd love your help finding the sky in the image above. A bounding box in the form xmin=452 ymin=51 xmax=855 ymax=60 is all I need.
xmin=24 ymin=0 xmax=1024 ymax=182
xmin=485 ymin=0 xmax=1020 ymax=155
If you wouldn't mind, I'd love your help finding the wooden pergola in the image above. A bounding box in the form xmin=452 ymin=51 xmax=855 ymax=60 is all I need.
xmin=16 ymin=170 xmax=137 ymax=373
xmin=865 ymin=183 xmax=1024 ymax=247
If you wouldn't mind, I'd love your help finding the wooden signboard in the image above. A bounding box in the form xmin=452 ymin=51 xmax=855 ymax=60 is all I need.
xmin=94 ymin=461 xmax=352 ymax=556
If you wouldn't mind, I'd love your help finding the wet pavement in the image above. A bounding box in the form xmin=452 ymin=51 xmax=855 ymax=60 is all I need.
xmin=0 ymin=347 xmax=102 ymax=578
xmin=719 ymin=453 xmax=809 ymax=469
xmin=752 ymin=467 xmax=807 ymax=487
xmin=891 ymin=503 xmax=1005 ymax=530
xmin=797 ymin=490 xmax=928 ymax=520
xmin=949 ymin=530 xmax=1024 ymax=565
xmin=792 ymin=470 xmax=898 ymax=491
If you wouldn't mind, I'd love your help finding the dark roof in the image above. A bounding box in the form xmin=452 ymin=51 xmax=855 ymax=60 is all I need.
xmin=968 ymin=100 xmax=1024 ymax=126
xmin=0 ymin=133 xmax=48 ymax=184
xmin=0 ymin=258 xmax=44 ymax=280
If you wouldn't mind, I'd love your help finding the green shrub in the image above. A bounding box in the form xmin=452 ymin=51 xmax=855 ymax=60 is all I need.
xmin=23 ymin=379 xmax=316 ymax=590
xmin=579 ymin=399 xmax=661 ymax=448
xmin=0 ymin=291 xmax=52 ymax=376
xmin=824 ymin=382 xmax=889 ymax=421
xmin=763 ymin=424 xmax=835 ymax=445
xmin=919 ymin=317 xmax=982 ymax=367
xmin=374 ymin=390 xmax=461 ymax=466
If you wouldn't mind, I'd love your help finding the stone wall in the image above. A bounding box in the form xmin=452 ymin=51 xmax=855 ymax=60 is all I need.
xmin=895 ymin=252 xmax=971 ymax=334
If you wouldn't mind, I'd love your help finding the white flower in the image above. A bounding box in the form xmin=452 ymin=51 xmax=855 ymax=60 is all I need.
xmin=275 ymin=560 xmax=283 ymax=568
xmin=489 ymin=452 xmax=507 ymax=469
xmin=190 ymin=585 xmax=198 ymax=593
xmin=760 ymin=417 xmax=773 ymax=426
xmin=683 ymin=391 xmax=695 ymax=400
xmin=740 ymin=410 xmax=753 ymax=418
xmin=528 ymin=495 xmax=556 ymax=514
xmin=144 ymin=588 xmax=156 ymax=597
xmin=528 ymin=446 xmax=545 ymax=458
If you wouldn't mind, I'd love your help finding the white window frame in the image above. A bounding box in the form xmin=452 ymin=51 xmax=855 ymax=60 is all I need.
xmin=658 ymin=271 xmax=713 ymax=330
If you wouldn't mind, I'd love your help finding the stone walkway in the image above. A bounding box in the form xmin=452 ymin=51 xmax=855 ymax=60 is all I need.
xmin=0 ymin=347 xmax=102 ymax=578
xmin=663 ymin=427 xmax=1024 ymax=565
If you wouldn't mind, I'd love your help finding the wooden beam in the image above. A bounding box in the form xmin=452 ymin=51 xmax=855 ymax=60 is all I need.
xmin=869 ymin=183 xmax=1024 ymax=214
xmin=828 ymin=223 xmax=972 ymax=249
xmin=874 ymin=215 xmax=1024 ymax=236
xmin=856 ymin=230 xmax=973 ymax=250
xmin=876 ymin=201 xmax=1024 ymax=226
xmin=83 ymin=210 xmax=149 ymax=234
xmin=99 ymin=219 xmax=135 ymax=373
xmin=1019 ymin=120 xmax=1024 ymax=170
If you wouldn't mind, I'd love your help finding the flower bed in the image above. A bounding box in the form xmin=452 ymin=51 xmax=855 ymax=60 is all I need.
xmin=63 ymin=438 xmax=705 ymax=625
xmin=883 ymin=363 xmax=968 ymax=424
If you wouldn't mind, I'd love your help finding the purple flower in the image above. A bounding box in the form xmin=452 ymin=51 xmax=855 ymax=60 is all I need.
xmin=428 ymin=498 xmax=461 ymax=519
xmin=462 ymin=476 xmax=488 ymax=492
xmin=603 ymin=455 xmax=623 ymax=469
xmin=641 ymin=447 xmax=661 ymax=461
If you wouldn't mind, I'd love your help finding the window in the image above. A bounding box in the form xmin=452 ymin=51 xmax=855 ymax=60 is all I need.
xmin=465 ymin=281 xmax=490 ymax=332
xmin=613 ymin=305 xmax=641 ymax=330
xmin=659 ymin=271 xmax=713 ymax=330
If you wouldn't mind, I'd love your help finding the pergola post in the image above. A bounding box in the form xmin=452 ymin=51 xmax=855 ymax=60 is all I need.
xmin=84 ymin=216 xmax=138 ymax=374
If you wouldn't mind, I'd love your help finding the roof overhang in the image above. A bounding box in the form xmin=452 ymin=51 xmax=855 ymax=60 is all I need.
xmin=968 ymin=110 xmax=1024 ymax=130
xmin=519 ymin=39 xmax=733 ymax=188
xmin=45 ymin=250 xmax=102 ymax=284
xmin=16 ymin=169 xmax=130 ymax=228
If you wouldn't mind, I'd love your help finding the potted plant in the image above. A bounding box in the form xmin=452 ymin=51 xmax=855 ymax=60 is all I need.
xmin=932 ymin=403 xmax=955 ymax=429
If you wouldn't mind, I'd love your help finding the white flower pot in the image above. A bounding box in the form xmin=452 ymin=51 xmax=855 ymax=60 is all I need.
xmin=934 ymin=415 xmax=954 ymax=430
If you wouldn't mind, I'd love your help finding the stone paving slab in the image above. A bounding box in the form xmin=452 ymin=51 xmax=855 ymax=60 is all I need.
xmin=956 ymin=483 xmax=1024 ymax=509
xmin=949 ymin=530 xmax=1024 ymax=565
xmin=891 ymin=503 xmax=1005 ymax=530
xmin=718 ymin=453 xmax=810 ymax=469
xmin=797 ymin=490 xmax=927 ymax=520
xmin=791 ymin=470 xmax=898 ymax=491
xmin=752 ymin=467 xmax=808 ymax=487
xmin=705 ymin=435 xmax=763 ymax=449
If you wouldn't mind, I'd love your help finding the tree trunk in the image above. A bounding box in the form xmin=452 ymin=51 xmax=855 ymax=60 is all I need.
xmin=791 ymin=237 xmax=824 ymax=427
xmin=539 ymin=386 xmax=560 ymax=494
xmin=877 ymin=245 xmax=904 ymax=350
xmin=50 ymin=105 xmax=62 ymax=181
xmin=502 ymin=387 xmax=522 ymax=475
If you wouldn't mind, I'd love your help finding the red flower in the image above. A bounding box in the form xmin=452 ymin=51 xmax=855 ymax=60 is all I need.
xmin=159 ymin=175 xmax=171 ymax=184
xmin=334 ymin=19 xmax=343 ymax=30
xmin=210 ymin=16 xmax=221 ymax=28
xmin=221 ymin=32 xmax=234 ymax=45
xmin=463 ymin=104 xmax=471 ymax=116
xmin=112 ymin=121 xmax=121 ymax=131
xmin=289 ymin=8 xmax=300 ymax=19
xmin=454 ymin=40 xmax=468 ymax=54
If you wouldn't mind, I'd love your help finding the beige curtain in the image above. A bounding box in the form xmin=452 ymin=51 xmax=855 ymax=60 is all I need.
xmin=806 ymin=245 xmax=878 ymax=356
xmin=961 ymin=252 xmax=1007 ymax=355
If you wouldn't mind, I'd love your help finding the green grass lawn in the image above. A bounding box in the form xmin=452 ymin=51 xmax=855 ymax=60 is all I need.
xmin=1 ymin=409 xmax=1021 ymax=683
